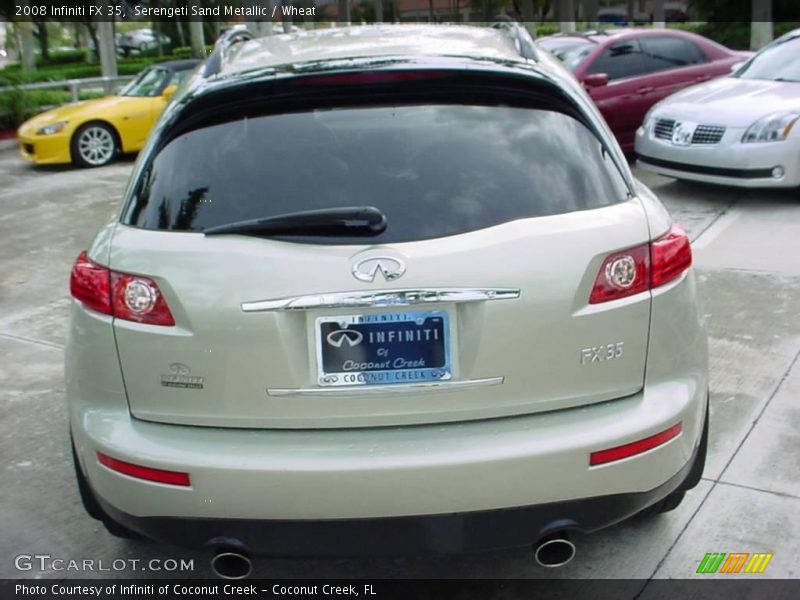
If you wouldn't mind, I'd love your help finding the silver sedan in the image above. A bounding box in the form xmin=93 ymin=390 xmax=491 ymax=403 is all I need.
xmin=635 ymin=28 xmax=800 ymax=188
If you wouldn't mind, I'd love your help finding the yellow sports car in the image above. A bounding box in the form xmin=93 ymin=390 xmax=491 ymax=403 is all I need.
xmin=18 ymin=59 xmax=200 ymax=167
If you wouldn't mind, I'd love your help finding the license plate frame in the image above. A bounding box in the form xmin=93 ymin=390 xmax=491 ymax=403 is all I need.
xmin=315 ymin=310 xmax=451 ymax=387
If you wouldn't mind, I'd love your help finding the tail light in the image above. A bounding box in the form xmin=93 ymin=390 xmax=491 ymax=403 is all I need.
xmin=651 ymin=225 xmax=692 ymax=288
xmin=589 ymin=224 xmax=692 ymax=304
xmin=70 ymin=251 xmax=175 ymax=326
xmin=69 ymin=251 xmax=112 ymax=315
xmin=111 ymin=273 xmax=175 ymax=325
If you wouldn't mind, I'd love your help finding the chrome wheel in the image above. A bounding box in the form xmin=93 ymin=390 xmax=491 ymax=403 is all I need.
xmin=76 ymin=125 xmax=116 ymax=167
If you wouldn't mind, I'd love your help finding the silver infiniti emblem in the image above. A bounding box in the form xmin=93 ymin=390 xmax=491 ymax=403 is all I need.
xmin=326 ymin=329 xmax=364 ymax=348
xmin=352 ymin=256 xmax=406 ymax=283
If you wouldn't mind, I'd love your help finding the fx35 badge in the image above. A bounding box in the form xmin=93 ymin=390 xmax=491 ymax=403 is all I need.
xmin=581 ymin=342 xmax=624 ymax=365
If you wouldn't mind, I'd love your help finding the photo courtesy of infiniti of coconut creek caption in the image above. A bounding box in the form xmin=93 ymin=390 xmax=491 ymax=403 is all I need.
xmin=65 ymin=24 xmax=708 ymax=579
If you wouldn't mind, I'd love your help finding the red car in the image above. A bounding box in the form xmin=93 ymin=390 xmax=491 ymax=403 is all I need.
xmin=538 ymin=29 xmax=751 ymax=152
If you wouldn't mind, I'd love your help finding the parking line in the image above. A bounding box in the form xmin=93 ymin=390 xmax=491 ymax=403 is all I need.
xmin=0 ymin=331 xmax=64 ymax=350
xmin=692 ymin=207 xmax=742 ymax=251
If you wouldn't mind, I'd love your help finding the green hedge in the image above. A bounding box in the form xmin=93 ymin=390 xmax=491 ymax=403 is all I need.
xmin=41 ymin=49 xmax=90 ymax=65
xmin=1 ymin=49 xmax=90 ymax=72
xmin=0 ymin=88 xmax=104 ymax=130
xmin=534 ymin=24 xmax=561 ymax=38
xmin=118 ymin=44 xmax=175 ymax=58
xmin=171 ymin=45 xmax=214 ymax=59
xmin=0 ymin=57 xmax=175 ymax=86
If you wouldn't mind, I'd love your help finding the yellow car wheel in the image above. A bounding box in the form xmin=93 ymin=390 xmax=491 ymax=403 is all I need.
xmin=71 ymin=122 xmax=119 ymax=168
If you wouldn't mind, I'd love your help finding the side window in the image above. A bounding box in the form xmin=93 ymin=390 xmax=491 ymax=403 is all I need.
xmin=642 ymin=37 xmax=707 ymax=72
xmin=169 ymin=70 xmax=190 ymax=86
xmin=587 ymin=39 xmax=649 ymax=80
xmin=139 ymin=69 xmax=169 ymax=97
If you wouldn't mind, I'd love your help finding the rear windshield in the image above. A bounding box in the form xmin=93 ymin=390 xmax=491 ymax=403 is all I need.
xmin=124 ymin=104 xmax=629 ymax=244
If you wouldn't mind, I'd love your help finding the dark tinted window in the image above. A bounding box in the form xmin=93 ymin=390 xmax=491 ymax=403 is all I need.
xmin=642 ymin=36 xmax=706 ymax=71
xmin=541 ymin=39 xmax=596 ymax=71
xmin=587 ymin=39 xmax=649 ymax=80
xmin=125 ymin=105 xmax=628 ymax=244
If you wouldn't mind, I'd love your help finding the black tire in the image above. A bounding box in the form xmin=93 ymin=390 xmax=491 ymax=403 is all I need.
xmin=71 ymin=437 xmax=140 ymax=539
xmin=648 ymin=490 xmax=687 ymax=515
xmin=71 ymin=122 xmax=119 ymax=168
xmin=678 ymin=399 xmax=710 ymax=493
xmin=638 ymin=399 xmax=709 ymax=518
xmin=71 ymin=438 xmax=104 ymax=520
xmin=101 ymin=516 xmax=141 ymax=539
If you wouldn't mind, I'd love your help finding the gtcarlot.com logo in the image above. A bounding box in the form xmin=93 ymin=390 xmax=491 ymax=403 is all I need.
xmin=14 ymin=553 xmax=195 ymax=573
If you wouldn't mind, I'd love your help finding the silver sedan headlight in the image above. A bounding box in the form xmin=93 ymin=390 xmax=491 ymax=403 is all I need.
xmin=741 ymin=112 xmax=799 ymax=143
xmin=642 ymin=106 xmax=659 ymax=131
xmin=36 ymin=121 xmax=68 ymax=135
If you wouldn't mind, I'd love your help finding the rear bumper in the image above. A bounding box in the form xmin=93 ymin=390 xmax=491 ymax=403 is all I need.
xmin=95 ymin=439 xmax=702 ymax=556
xmin=71 ymin=377 xmax=707 ymax=552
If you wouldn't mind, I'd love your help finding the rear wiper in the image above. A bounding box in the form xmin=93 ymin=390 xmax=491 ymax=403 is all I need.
xmin=203 ymin=206 xmax=387 ymax=237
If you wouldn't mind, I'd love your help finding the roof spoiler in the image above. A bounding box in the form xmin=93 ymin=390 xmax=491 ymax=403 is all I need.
xmin=203 ymin=25 xmax=255 ymax=78
xmin=491 ymin=20 xmax=538 ymax=61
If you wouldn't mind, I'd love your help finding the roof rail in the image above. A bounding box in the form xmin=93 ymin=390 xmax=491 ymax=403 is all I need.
xmin=491 ymin=20 xmax=538 ymax=61
xmin=203 ymin=25 xmax=255 ymax=78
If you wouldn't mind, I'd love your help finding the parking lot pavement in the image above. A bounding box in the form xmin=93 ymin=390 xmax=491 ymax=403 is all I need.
xmin=1 ymin=150 xmax=798 ymax=582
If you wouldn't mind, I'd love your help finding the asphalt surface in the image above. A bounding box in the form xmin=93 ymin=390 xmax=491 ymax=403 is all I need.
xmin=1 ymin=148 xmax=799 ymax=581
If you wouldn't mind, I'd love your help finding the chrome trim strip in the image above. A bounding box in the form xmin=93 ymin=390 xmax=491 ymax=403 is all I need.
xmin=242 ymin=288 xmax=520 ymax=312
xmin=268 ymin=376 xmax=504 ymax=397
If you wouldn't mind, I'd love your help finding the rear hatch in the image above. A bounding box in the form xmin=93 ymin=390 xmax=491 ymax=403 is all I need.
xmin=109 ymin=71 xmax=651 ymax=428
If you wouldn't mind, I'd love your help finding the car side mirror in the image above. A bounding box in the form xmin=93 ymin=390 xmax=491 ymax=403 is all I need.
xmin=162 ymin=84 xmax=178 ymax=100
xmin=583 ymin=73 xmax=609 ymax=88
xmin=729 ymin=61 xmax=744 ymax=74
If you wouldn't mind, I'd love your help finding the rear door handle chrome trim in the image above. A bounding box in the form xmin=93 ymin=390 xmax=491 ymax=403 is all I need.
xmin=242 ymin=288 xmax=520 ymax=312
xmin=267 ymin=376 xmax=505 ymax=397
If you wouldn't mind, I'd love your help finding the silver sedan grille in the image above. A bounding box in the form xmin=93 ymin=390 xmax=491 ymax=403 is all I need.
xmin=654 ymin=119 xmax=676 ymax=140
xmin=653 ymin=118 xmax=726 ymax=145
xmin=691 ymin=125 xmax=726 ymax=144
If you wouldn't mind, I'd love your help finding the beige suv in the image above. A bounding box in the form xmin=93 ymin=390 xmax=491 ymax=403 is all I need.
xmin=66 ymin=24 xmax=708 ymax=578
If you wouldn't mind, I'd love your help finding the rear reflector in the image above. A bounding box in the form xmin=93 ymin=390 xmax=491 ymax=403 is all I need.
xmin=590 ymin=422 xmax=683 ymax=466
xmin=97 ymin=452 xmax=191 ymax=487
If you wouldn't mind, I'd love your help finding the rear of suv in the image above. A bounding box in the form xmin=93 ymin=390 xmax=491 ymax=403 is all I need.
xmin=66 ymin=24 xmax=708 ymax=567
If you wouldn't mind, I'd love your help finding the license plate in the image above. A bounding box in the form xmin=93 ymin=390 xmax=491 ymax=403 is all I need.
xmin=315 ymin=311 xmax=451 ymax=386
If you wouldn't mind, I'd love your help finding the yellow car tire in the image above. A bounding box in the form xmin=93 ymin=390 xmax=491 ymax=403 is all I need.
xmin=71 ymin=122 xmax=119 ymax=168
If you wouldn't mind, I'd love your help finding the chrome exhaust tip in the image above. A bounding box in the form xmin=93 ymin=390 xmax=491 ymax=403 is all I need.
xmin=534 ymin=534 xmax=576 ymax=568
xmin=211 ymin=550 xmax=253 ymax=579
